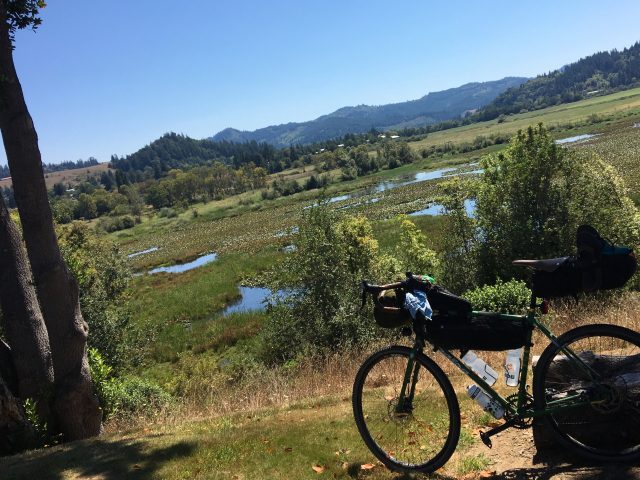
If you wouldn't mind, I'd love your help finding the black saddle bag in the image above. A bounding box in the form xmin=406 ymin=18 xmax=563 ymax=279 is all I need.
xmin=532 ymin=225 xmax=637 ymax=299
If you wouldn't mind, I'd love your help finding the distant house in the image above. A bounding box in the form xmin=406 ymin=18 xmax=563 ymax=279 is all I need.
xmin=390 ymin=135 xmax=400 ymax=139
xmin=378 ymin=134 xmax=386 ymax=138
xmin=337 ymin=144 xmax=344 ymax=147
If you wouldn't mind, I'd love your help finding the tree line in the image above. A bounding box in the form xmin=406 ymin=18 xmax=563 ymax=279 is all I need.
xmin=473 ymin=41 xmax=640 ymax=121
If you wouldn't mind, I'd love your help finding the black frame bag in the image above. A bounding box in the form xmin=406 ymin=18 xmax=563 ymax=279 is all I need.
xmin=425 ymin=314 xmax=530 ymax=351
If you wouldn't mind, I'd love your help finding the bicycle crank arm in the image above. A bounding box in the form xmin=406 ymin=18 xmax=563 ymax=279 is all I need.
xmin=479 ymin=418 xmax=517 ymax=448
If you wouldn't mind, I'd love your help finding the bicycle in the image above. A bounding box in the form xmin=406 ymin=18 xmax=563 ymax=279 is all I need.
xmin=353 ymin=266 xmax=640 ymax=474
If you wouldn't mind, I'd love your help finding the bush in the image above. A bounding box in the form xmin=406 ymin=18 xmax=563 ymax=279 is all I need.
xmin=474 ymin=123 xmax=640 ymax=284
xmin=394 ymin=216 xmax=440 ymax=277
xmin=463 ymin=279 xmax=531 ymax=314
xmin=158 ymin=207 xmax=178 ymax=218
xmin=59 ymin=223 xmax=131 ymax=367
xmin=97 ymin=215 xmax=135 ymax=233
xmin=260 ymin=206 xmax=392 ymax=363
xmin=88 ymin=348 xmax=171 ymax=419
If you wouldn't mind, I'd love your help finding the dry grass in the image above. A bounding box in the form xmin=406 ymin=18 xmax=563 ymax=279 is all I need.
xmin=0 ymin=163 xmax=110 ymax=189
xmin=107 ymin=291 xmax=640 ymax=434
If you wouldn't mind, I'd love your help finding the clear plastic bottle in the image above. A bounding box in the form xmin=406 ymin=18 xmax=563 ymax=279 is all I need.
xmin=504 ymin=348 xmax=522 ymax=387
xmin=461 ymin=351 xmax=498 ymax=386
xmin=467 ymin=385 xmax=505 ymax=419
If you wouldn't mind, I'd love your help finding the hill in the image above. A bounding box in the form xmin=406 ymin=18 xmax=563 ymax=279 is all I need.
xmin=110 ymin=132 xmax=293 ymax=179
xmin=211 ymin=77 xmax=527 ymax=147
xmin=0 ymin=162 xmax=109 ymax=190
xmin=475 ymin=41 xmax=640 ymax=121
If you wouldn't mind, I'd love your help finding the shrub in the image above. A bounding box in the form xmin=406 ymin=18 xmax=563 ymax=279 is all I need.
xmin=59 ymin=223 xmax=131 ymax=367
xmin=474 ymin=123 xmax=639 ymax=284
xmin=88 ymin=348 xmax=171 ymax=419
xmin=97 ymin=215 xmax=135 ymax=233
xmin=260 ymin=206 xmax=392 ymax=363
xmin=158 ymin=207 xmax=178 ymax=218
xmin=463 ymin=279 xmax=531 ymax=314
xmin=394 ymin=216 xmax=440 ymax=277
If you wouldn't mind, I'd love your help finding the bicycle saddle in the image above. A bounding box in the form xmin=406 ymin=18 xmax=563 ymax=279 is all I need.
xmin=512 ymin=256 xmax=570 ymax=272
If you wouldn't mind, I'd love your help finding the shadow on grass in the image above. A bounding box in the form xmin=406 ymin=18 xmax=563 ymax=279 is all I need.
xmin=0 ymin=434 xmax=197 ymax=480
xmin=497 ymin=447 xmax=640 ymax=480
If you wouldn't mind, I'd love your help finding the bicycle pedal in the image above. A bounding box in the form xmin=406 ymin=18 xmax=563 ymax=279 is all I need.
xmin=479 ymin=431 xmax=492 ymax=449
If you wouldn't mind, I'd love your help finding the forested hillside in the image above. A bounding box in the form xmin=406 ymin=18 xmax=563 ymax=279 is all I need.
xmin=211 ymin=77 xmax=527 ymax=147
xmin=475 ymin=41 xmax=640 ymax=120
xmin=110 ymin=132 xmax=298 ymax=180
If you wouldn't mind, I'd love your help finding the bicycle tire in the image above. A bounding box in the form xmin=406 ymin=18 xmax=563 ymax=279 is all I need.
xmin=533 ymin=323 xmax=640 ymax=462
xmin=352 ymin=346 xmax=460 ymax=473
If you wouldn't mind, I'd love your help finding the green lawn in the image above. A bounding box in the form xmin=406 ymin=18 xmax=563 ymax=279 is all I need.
xmin=1 ymin=396 xmax=492 ymax=480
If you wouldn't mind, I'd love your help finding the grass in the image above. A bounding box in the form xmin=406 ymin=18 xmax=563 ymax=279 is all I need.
xmin=7 ymin=292 xmax=640 ymax=478
xmin=1 ymin=400 xmax=451 ymax=480
xmin=408 ymin=87 xmax=640 ymax=151
xmin=569 ymin=120 xmax=640 ymax=203
xmin=125 ymin=250 xmax=280 ymax=364
xmin=0 ymin=162 xmax=111 ymax=189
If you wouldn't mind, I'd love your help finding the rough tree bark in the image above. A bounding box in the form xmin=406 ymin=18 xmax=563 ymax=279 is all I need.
xmin=0 ymin=194 xmax=54 ymax=420
xmin=0 ymin=340 xmax=17 ymax=396
xmin=0 ymin=2 xmax=101 ymax=439
xmin=0 ymin=372 xmax=35 ymax=455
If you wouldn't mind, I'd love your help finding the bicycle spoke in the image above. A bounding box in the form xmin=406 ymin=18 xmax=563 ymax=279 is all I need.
xmin=353 ymin=347 xmax=459 ymax=472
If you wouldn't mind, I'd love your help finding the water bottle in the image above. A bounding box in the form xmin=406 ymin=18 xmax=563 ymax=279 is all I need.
xmin=504 ymin=348 xmax=522 ymax=387
xmin=461 ymin=351 xmax=498 ymax=386
xmin=467 ymin=385 xmax=505 ymax=419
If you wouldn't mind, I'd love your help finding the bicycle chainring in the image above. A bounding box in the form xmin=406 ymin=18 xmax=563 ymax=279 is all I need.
xmin=505 ymin=393 xmax=534 ymax=429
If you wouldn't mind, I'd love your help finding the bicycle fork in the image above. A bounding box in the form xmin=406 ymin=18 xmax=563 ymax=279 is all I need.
xmin=396 ymin=345 xmax=423 ymax=415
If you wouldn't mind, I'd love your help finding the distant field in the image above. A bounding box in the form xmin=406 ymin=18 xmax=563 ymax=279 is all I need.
xmin=0 ymin=162 xmax=110 ymax=189
xmin=408 ymin=87 xmax=640 ymax=151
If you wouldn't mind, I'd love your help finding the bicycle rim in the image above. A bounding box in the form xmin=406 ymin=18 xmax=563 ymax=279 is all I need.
xmin=352 ymin=346 xmax=460 ymax=473
xmin=534 ymin=324 xmax=640 ymax=461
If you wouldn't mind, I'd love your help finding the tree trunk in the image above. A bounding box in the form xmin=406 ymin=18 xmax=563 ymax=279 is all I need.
xmin=0 ymin=3 xmax=101 ymax=439
xmin=0 ymin=372 xmax=35 ymax=456
xmin=0 ymin=194 xmax=54 ymax=421
xmin=0 ymin=340 xmax=17 ymax=396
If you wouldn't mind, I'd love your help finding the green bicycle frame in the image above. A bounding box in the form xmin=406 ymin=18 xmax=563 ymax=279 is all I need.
xmin=399 ymin=308 xmax=605 ymax=419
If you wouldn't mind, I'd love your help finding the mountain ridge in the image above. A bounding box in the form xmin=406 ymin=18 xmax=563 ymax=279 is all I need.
xmin=211 ymin=77 xmax=528 ymax=147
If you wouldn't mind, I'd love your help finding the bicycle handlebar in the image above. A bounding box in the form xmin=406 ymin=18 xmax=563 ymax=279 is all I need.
xmin=361 ymin=280 xmax=402 ymax=309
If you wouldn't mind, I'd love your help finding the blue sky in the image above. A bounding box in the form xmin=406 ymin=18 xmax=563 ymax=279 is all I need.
xmin=3 ymin=0 xmax=640 ymax=165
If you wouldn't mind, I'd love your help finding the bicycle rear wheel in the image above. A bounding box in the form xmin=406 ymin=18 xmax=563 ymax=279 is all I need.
xmin=534 ymin=323 xmax=640 ymax=462
xmin=352 ymin=346 xmax=460 ymax=473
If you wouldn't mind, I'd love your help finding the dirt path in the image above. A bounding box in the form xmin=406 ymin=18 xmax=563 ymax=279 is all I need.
xmin=464 ymin=426 xmax=640 ymax=479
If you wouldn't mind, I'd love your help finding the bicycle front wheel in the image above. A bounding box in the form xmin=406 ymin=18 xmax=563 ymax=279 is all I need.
xmin=534 ymin=323 xmax=640 ymax=462
xmin=352 ymin=346 xmax=460 ymax=473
